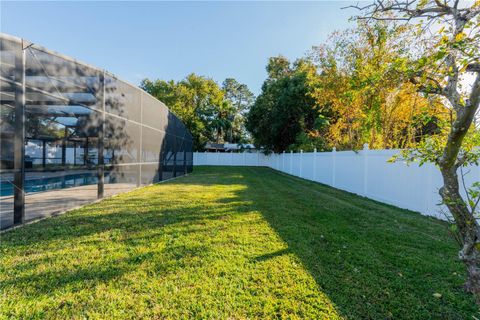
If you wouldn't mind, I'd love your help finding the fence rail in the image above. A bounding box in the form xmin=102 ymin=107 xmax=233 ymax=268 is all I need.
xmin=194 ymin=148 xmax=480 ymax=220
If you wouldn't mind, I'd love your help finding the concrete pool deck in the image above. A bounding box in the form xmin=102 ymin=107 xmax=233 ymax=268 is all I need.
xmin=0 ymin=182 xmax=137 ymax=230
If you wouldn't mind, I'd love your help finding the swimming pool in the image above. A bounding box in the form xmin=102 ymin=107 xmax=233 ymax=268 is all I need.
xmin=0 ymin=172 xmax=98 ymax=197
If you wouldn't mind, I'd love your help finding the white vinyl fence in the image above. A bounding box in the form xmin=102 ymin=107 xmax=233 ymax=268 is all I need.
xmin=194 ymin=147 xmax=480 ymax=220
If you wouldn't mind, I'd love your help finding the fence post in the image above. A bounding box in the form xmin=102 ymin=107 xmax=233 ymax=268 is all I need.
xmin=332 ymin=147 xmax=336 ymax=187
xmin=243 ymin=151 xmax=246 ymax=166
xmin=313 ymin=148 xmax=317 ymax=182
xmin=363 ymin=143 xmax=369 ymax=196
xmin=300 ymin=150 xmax=303 ymax=178
xmin=290 ymin=150 xmax=293 ymax=174
xmin=282 ymin=151 xmax=285 ymax=172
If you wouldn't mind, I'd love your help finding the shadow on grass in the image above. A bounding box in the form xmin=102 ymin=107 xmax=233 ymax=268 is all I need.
xmin=0 ymin=166 xmax=478 ymax=318
xmin=181 ymin=166 xmax=478 ymax=319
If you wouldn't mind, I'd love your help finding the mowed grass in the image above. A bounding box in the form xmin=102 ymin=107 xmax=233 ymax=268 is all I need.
xmin=0 ymin=166 xmax=478 ymax=319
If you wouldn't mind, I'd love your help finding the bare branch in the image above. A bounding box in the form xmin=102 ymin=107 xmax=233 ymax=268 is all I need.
xmin=345 ymin=0 xmax=454 ymax=22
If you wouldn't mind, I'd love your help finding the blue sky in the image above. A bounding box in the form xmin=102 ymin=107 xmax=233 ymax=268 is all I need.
xmin=1 ymin=1 xmax=355 ymax=94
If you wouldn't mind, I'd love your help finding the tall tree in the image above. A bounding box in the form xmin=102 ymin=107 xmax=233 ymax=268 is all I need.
xmin=221 ymin=78 xmax=254 ymax=143
xmin=141 ymin=74 xmax=225 ymax=150
xmin=247 ymin=57 xmax=329 ymax=153
xmin=351 ymin=0 xmax=480 ymax=302
xmin=211 ymin=100 xmax=235 ymax=144
xmin=310 ymin=21 xmax=446 ymax=150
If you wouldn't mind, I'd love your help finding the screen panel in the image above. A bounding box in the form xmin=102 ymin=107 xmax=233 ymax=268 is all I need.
xmin=104 ymin=164 xmax=140 ymax=197
xmin=141 ymin=93 xmax=169 ymax=131
xmin=104 ymin=115 xmax=141 ymax=165
xmin=162 ymin=132 xmax=176 ymax=180
xmin=22 ymin=45 xmax=102 ymax=224
xmin=105 ymin=74 xmax=142 ymax=123
xmin=141 ymin=163 xmax=160 ymax=185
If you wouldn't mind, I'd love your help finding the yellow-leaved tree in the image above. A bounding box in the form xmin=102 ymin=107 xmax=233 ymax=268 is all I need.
xmin=309 ymin=21 xmax=447 ymax=150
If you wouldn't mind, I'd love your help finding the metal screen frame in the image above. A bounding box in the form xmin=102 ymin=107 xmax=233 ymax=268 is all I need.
xmin=0 ymin=33 xmax=193 ymax=229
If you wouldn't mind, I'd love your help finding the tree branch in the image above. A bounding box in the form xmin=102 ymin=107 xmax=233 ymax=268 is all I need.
xmin=439 ymin=74 xmax=480 ymax=169
xmin=467 ymin=64 xmax=480 ymax=73
xmin=463 ymin=5 xmax=480 ymax=21
xmin=444 ymin=54 xmax=461 ymax=108
xmin=470 ymin=72 xmax=480 ymax=112
xmin=410 ymin=73 xmax=446 ymax=96
xmin=345 ymin=0 xmax=454 ymax=21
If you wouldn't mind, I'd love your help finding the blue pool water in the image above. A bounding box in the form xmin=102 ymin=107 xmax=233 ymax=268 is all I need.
xmin=0 ymin=172 xmax=98 ymax=197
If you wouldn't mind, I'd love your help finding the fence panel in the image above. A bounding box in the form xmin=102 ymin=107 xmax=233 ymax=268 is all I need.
xmin=315 ymin=152 xmax=334 ymax=185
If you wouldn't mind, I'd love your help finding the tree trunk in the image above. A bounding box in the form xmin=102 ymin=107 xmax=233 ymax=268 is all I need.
xmin=216 ymin=126 xmax=224 ymax=144
xmin=439 ymin=165 xmax=480 ymax=302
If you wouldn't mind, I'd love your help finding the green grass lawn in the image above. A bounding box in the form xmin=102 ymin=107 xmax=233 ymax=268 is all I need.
xmin=0 ymin=166 xmax=477 ymax=319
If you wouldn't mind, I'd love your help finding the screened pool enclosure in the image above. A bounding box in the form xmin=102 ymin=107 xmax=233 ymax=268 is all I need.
xmin=0 ymin=33 xmax=193 ymax=229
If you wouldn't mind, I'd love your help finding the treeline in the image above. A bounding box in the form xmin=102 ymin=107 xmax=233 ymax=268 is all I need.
xmin=248 ymin=22 xmax=447 ymax=153
xmin=141 ymin=75 xmax=253 ymax=151
xmin=142 ymin=21 xmax=447 ymax=152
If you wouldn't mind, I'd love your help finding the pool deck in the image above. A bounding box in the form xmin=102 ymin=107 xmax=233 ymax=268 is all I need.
xmin=0 ymin=182 xmax=137 ymax=230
